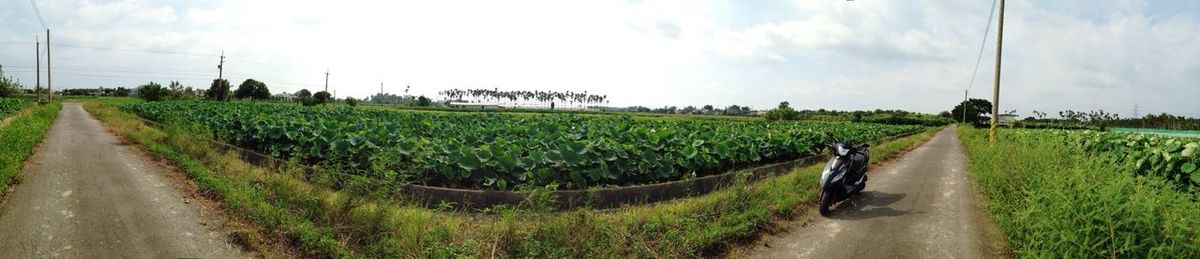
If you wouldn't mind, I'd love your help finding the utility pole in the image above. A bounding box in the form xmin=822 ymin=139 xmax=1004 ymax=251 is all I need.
xmin=988 ymin=0 xmax=1005 ymax=144
xmin=324 ymin=69 xmax=329 ymax=92
xmin=962 ymin=90 xmax=968 ymax=123
xmin=218 ymin=50 xmax=225 ymax=80
xmin=36 ymin=36 xmax=41 ymax=104
xmin=1133 ymin=104 xmax=1139 ymax=118
xmin=46 ymin=29 xmax=51 ymax=102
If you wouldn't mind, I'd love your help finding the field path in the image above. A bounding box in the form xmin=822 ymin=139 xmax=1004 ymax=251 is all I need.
xmin=748 ymin=126 xmax=1006 ymax=258
xmin=0 ymin=103 xmax=249 ymax=258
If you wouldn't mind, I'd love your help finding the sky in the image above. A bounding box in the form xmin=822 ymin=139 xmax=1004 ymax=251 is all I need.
xmin=1 ymin=0 xmax=1198 ymax=117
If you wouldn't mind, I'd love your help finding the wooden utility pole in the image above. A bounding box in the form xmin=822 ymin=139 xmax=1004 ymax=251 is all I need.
xmin=218 ymin=50 xmax=225 ymax=80
xmin=36 ymin=36 xmax=41 ymax=104
xmin=989 ymin=0 xmax=1005 ymax=144
xmin=46 ymin=29 xmax=51 ymax=102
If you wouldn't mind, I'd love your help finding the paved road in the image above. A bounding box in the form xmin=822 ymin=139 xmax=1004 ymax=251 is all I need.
xmin=0 ymin=103 xmax=249 ymax=258
xmin=749 ymin=126 xmax=1005 ymax=258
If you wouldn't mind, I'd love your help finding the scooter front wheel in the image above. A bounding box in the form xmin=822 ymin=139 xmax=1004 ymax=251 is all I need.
xmin=818 ymin=189 xmax=837 ymax=216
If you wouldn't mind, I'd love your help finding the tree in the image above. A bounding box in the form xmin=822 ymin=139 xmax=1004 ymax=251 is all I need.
xmin=949 ymin=98 xmax=992 ymax=124
xmin=207 ymin=79 xmax=231 ymax=101
xmin=416 ymin=95 xmax=432 ymax=106
xmin=253 ymin=84 xmax=270 ymax=100
xmin=313 ymin=91 xmax=332 ymax=105
xmin=296 ymin=89 xmax=314 ymax=106
xmin=765 ymin=101 xmax=800 ymax=121
xmin=345 ymin=97 xmax=358 ymax=106
xmin=723 ymin=105 xmax=744 ymax=115
xmin=137 ymin=82 xmax=167 ymax=102
xmin=166 ymin=81 xmax=188 ymax=100
xmin=233 ymin=80 xmax=255 ymax=99
xmin=111 ymin=87 xmax=132 ymax=97
xmin=235 ymin=79 xmax=269 ymax=100
xmin=681 ymin=105 xmax=697 ymax=114
xmin=701 ymin=104 xmax=714 ymax=114
xmin=0 ymin=75 xmax=21 ymax=97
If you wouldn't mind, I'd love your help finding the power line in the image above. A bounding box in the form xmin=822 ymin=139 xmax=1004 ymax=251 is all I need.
xmin=48 ymin=43 xmax=214 ymax=58
xmin=959 ymin=0 xmax=998 ymax=124
xmin=8 ymin=70 xmax=211 ymax=80
xmin=5 ymin=64 xmax=211 ymax=76
xmin=966 ymin=0 xmax=998 ymax=92
xmin=28 ymin=0 xmax=48 ymax=29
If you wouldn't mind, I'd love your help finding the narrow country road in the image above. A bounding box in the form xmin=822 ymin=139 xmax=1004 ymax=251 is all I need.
xmin=0 ymin=103 xmax=249 ymax=258
xmin=749 ymin=126 xmax=1005 ymax=258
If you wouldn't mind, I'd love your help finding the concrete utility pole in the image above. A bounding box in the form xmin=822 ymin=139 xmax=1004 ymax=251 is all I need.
xmin=46 ymin=29 xmax=51 ymax=102
xmin=324 ymin=69 xmax=329 ymax=92
xmin=218 ymin=50 xmax=225 ymax=80
xmin=989 ymin=0 xmax=1005 ymax=144
xmin=962 ymin=90 xmax=968 ymax=123
xmin=36 ymin=36 xmax=41 ymax=104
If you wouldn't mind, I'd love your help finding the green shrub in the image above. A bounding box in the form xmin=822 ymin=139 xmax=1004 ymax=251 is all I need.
xmin=764 ymin=101 xmax=799 ymax=121
xmin=137 ymin=82 xmax=167 ymax=102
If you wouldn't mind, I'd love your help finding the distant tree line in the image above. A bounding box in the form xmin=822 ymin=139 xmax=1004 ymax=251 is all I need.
xmin=625 ymin=104 xmax=756 ymax=116
xmin=439 ymin=88 xmax=608 ymax=109
xmin=368 ymin=93 xmax=433 ymax=107
xmin=764 ymin=102 xmax=951 ymax=126
xmin=1020 ymin=109 xmax=1200 ymax=131
xmin=1110 ymin=113 xmax=1200 ymax=131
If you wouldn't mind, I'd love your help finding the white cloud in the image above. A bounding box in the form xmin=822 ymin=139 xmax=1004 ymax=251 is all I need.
xmin=0 ymin=0 xmax=1197 ymax=116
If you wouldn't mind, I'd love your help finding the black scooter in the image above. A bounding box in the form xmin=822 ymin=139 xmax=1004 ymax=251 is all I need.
xmin=817 ymin=136 xmax=870 ymax=216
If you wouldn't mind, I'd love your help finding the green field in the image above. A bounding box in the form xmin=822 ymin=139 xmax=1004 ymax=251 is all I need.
xmin=0 ymin=98 xmax=32 ymax=119
xmin=959 ymin=127 xmax=1200 ymax=257
xmin=1110 ymin=127 xmax=1200 ymax=138
xmin=71 ymin=97 xmax=939 ymax=257
xmin=119 ymin=101 xmax=924 ymax=190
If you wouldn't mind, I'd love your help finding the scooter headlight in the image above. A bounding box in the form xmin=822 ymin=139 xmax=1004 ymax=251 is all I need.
xmin=836 ymin=145 xmax=850 ymax=156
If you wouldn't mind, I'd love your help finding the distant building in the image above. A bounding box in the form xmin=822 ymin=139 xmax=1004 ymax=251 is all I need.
xmin=448 ymin=102 xmax=499 ymax=110
xmin=272 ymin=93 xmax=296 ymax=101
xmin=997 ymin=113 xmax=1019 ymax=126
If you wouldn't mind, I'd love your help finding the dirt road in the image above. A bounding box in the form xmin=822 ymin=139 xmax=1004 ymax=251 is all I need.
xmin=748 ymin=126 xmax=1005 ymax=258
xmin=0 ymin=103 xmax=249 ymax=258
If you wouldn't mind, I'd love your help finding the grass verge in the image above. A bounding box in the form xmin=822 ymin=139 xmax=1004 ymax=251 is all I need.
xmin=958 ymin=126 xmax=1200 ymax=257
xmin=0 ymin=102 xmax=61 ymax=196
xmin=81 ymin=97 xmax=939 ymax=257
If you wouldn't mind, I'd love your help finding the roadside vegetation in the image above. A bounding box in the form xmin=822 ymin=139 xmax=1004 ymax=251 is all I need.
xmin=0 ymin=101 xmax=62 ymax=195
xmin=958 ymin=126 xmax=1200 ymax=257
xmin=0 ymin=98 xmax=33 ymax=119
xmin=78 ymin=97 xmax=938 ymax=257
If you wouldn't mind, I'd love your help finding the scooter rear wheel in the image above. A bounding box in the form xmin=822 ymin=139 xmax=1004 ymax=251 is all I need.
xmin=818 ymin=189 xmax=837 ymax=216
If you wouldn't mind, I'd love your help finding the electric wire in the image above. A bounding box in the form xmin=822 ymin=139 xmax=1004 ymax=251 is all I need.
xmin=966 ymin=0 xmax=999 ymax=93
xmin=28 ymin=0 xmax=48 ymax=29
xmin=48 ymin=43 xmax=215 ymax=58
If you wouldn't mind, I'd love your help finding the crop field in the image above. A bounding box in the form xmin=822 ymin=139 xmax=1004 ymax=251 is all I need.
xmin=1042 ymin=130 xmax=1199 ymax=190
xmin=960 ymin=127 xmax=1200 ymax=257
xmin=0 ymin=98 xmax=32 ymax=119
xmin=120 ymin=101 xmax=924 ymax=190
